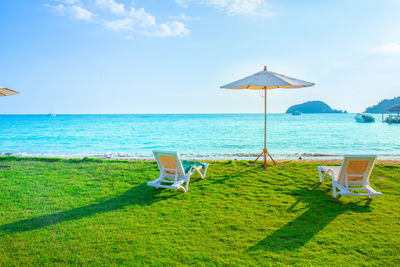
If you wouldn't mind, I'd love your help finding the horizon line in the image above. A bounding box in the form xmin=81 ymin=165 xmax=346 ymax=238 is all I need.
xmin=0 ymin=112 xmax=360 ymax=115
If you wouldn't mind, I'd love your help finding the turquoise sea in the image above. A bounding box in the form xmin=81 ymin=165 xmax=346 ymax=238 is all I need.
xmin=0 ymin=114 xmax=399 ymax=159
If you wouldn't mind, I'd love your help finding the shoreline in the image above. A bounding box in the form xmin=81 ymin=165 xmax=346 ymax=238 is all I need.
xmin=2 ymin=151 xmax=400 ymax=160
xmin=1 ymin=155 xmax=400 ymax=165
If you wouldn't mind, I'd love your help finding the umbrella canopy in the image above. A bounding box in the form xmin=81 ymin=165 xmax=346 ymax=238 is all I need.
xmin=221 ymin=67 xmax=314 ymax=90
xmin=388 ymin=104 xmax=400 ymax=113
xmin=0 ymin=88 xmax=19 ymax=96
xmin=0 ymin=87 xmax=19 ymax=169
xmin=220 ymin=66 xmax=315 ymax=170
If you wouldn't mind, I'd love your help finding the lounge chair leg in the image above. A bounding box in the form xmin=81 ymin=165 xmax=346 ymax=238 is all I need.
xmin=318 ymin=167 xmax=322 ymax=182
xmin=199 ymin=164 xmax=208 ymax=179
xmin=178 ymin=186 xmax=186 ymax=192
xmin=184 ymin=177 xmax=190 ymax=193
xmin=193 ymin=166 xmax=206 ymax=179
xmin=318 ymin=166 xmax=324 ymax=183
xmin=317 ymin=167 xmax=332 ymax=183
xmin=203 ymin=163 xmax=209 ymax=178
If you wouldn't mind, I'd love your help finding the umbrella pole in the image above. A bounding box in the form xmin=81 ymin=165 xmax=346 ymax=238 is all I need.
xmin=253 ymin=87 xmax=276 ymax=169
xmin=263 ymin=87 xmax=267 ymax=168
xmin=263 ymin=87 xmax=276 ymax=168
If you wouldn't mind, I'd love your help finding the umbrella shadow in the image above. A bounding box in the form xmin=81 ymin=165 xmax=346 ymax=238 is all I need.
xmin=211 ymin=162 xmax=262 ymax=185
xmin=0 ymin=183 xmax=175 ymax=234
xmin=212 ymin=168 xmax=251 ymax=185
xmin=247 ymin=183 xmax=372 ymax=252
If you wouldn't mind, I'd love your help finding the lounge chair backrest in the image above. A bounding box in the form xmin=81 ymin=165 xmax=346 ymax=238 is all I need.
xmin=153 ymin=150 xmax=186 ymax=177
xmin=338 ymin=155 xmax=376 ymax=186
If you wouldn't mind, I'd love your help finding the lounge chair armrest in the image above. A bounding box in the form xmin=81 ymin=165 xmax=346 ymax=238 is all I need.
xmin=189 ymin=164 xmax=208 ymax=179
xmin=318 ymin=166 xmax=335 ymax=183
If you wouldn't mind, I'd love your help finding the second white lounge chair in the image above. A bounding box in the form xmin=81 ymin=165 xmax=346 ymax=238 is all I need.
xmin=147 ymin=150 xmax=209 ymax=193
xmin=318 ymin=155 xmax=382 ymax=198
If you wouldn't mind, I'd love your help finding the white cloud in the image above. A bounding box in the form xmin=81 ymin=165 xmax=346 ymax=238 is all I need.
xmin=129 ymin=7 xmax=156 ymax=27
xmin=46 ymin=0 xmax=190 ymax=38
xmin=375 ymin=42 xmax=400 ymax=54
xmin=175 ymin=0 xmax=273 ymax=16
xmin=102 ymin=6 xmax=157 ymax=30
xmin=45 ymin=4 xmax=94 ymax=22
xmin=55 ymin=0 xmax=80 ymax=4
xmin=206 ymin=0 xmax=273 ymax=16
xmin=46 ymin=0 xmax=274 ymax=38
xmin=149 ymin=21 xmax=190 ymax=37
xmin=45 ymin=3 xmax=66 ymax=16
xmin=170 ymin=13 xmax=200 ymax=21
xmin=69 ymin=5 xmax=95 ymax=21
xmin=104 ymin=18 xmax=132 ymax=30
xmin=175 ymin=0 xmax=189 ymax=8
xmin=95 ymin=0 xmax=125 ymax=14
xmin=102 ymin=8 xmax=189 ymax=37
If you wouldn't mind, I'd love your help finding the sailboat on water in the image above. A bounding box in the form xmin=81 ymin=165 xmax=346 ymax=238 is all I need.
xmin=48 ymin=105 xmax=56 ymax=117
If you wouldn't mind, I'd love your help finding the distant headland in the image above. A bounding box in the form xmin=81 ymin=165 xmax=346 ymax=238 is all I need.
xmin=364 ymin=96 xmax=400 ymax=113
xmin=286 ymin=101 xmax=346 ymax=114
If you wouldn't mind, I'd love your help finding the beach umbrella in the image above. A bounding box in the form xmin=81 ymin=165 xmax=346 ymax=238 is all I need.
xmin=221 ymin=66 xmax=315 ymax=169
xmin=0 ymin=88 xmax=19 ymax=169
xmin=0 ymin=88 xmax=19 ymax=96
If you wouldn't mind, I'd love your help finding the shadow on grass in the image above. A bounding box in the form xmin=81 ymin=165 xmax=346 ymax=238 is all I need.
xmin=0 ymin=183 xmax=174 ymax=233
xmin=247 ymin=183 xmax=372 ymax=252
xmin=212 ymin=168 xmax=250 ymax=185
xmin=211 ymin=163 xmax=261 ymax=185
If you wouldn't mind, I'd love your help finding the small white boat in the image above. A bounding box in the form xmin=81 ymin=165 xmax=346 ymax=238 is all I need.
xmin=47 ymin=113 xmax=56 ymax=117
xmin=384 ymin=104 xmax=400 ymax=123
xmin=354 ymin=113 xmax=375 ymax=123
xmin=384 ymin=115 xmax=400 ymax=124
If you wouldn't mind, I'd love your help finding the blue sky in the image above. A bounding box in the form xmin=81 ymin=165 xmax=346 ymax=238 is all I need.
xmin=1 ymin=0 xmax=400 ymax=114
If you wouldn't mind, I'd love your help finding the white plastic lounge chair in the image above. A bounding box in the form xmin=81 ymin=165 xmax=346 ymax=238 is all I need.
xmin=318 ymin=155 xmax=382 ymax=198
xmin=147 ymin=150 xmax=209 ymax=193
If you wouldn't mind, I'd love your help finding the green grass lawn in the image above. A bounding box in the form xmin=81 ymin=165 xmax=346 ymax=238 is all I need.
xmin=0 ymin=157 xmax=399 ymax=266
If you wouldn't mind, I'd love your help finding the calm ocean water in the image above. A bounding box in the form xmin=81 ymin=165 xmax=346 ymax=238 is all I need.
xmin=0 ymin=114 xmax=399 ymax=159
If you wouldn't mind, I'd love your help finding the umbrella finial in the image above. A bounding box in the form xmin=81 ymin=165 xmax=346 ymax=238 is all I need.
xmin=264 ymin=66 xmax=267 ymax=71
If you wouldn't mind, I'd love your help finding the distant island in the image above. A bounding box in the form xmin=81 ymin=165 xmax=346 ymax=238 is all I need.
xmin=286 ymin=101 xmax=346 ymax=114
xmin=364 ymin=96 xmax=400 ymax=113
